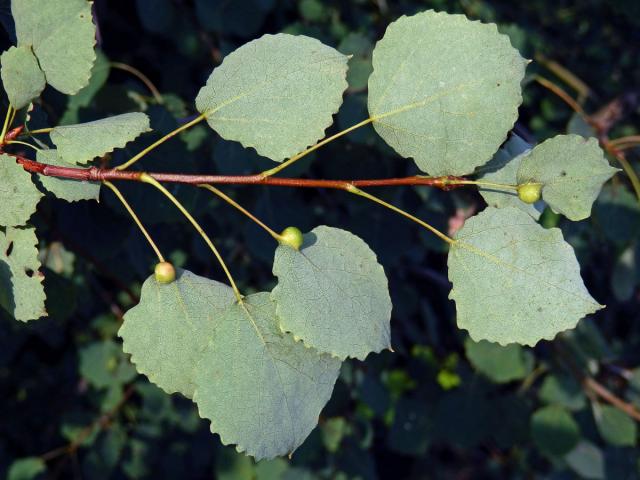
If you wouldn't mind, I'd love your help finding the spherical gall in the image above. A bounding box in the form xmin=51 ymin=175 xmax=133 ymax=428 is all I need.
xmin=517 ymin=182 xmax=542 ymax=204
xmin=279 ymin=226 xmax=304 ymax=250
xmin=154 ymin=261 xmax=176 ymax=284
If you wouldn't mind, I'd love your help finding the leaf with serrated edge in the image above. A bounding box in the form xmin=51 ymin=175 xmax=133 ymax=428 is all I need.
xmin=36 ymin=150 xmax=101 ymax=202
xmin=477 ymin=134 xmax=542 ymax=219
xmin=0 ymin=154 xmax=43 ymax=227
xmin=12 ymin=0 xmax=96 ymax=95
xmin=196 ymin=33 xmax=348 ymax=162
xmin=448 ymin=207 xmax=603 ymax=346
xmin=272 ymin=226 xmax=391 ymax=360
xmin=119 ymin=269 xmax=236 ymax=398
xmin=193 ymin=292 xmax=341 ymax=460
xmin=517 ymin=135 xmax=618 ymax=221
xmin=50 ymin=112 xmax=151 ymax=165
xmin=0 ymin=227 xmax=46 ymax=321
xmin=368 ymin=10 xmax=526 ymax=176
xmin=0 ymin=45 xmax=45 ymax=109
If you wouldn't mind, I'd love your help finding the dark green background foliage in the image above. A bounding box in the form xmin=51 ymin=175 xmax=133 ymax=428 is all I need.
xmin=1 ymin=0 xmax=640 ymax=478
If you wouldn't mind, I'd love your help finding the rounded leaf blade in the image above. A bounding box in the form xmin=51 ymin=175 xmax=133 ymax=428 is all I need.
xmin=594 ymin=404 xmax=637 ymax=447
xmin=271 ymin=226 xmax=392 ymax=360
xmin=119 ymin=269 xmax=236 ymax=398
xmin=368 ymin=10 xmax=526 ymax=175
xmin=195 ymin=33 xmax=348 ymax=162
xmin=0 ymin=45 xmax=45 ymax=109
xmin=531 ymin=405 xmax=580 ymax=456
xmin=517 ymin=134 xmax=618 ymax=221
xmin=193 ymin=293 xmax=341 ymax=460
xmin=476 ymin=134 xmax=542 ymax=219
xmin=13 ymin=0 xmax=96 ymax=95
xmin=447 ymin=207 xmax=603 ymax=345
xmin=464 ymin=337 xmax=532 ymax=383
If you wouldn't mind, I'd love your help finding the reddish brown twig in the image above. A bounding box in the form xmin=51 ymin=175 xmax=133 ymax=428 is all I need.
xmin=556 ymin=341 xmax=640 ymax=423
xmin=14 ymin=155 xmax=466 ymax=191
xmin=583 ymin=377 xmax=640 ymax=422
xmin=3 ymin=125 xmax=24 ymax=143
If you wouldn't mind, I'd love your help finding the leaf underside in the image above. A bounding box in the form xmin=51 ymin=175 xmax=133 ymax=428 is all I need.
xmin=517 ymin=134 xmax=618 ymax=221
xmin=368 ymin=10 xmax=526 ymax=176
xmin=477 ymin=134 xmax=543 ymax=219
xmin=196 ymin=33 xmax=348 ymax=162
xmin=12 ymin=0 xmax=96 ymax=95
xmin=0 ymin=154 xmax=43 ymax=227
xmin=50 ymin=112 xmax=151 ymax=165
xmin=0 ymin=45 xmax=46 ymax=109
xmin=271 ymin=226 xmax=392 ymax=360
xmin=193 ymin=292 xmax=341 ymax=460
xmin=448 ymin=207 xmax=602 ymax=346
xmin=0 ymin=226 xmax=46 ymax=321
xmin=119 ymin=269 xmax=236 ymax=398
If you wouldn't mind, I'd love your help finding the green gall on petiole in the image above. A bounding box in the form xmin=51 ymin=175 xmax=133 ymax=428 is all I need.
xmin=517 ymin=182 xmax=542 ymax=204
xmin=154 ymin=261 xmax=176 ymax=284
xmin=279 ymin=226 xmax=304 ymax=250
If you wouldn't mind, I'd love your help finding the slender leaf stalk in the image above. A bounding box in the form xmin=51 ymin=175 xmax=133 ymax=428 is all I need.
xmin=116 ymin=114 xmax=206 ymax=171
xmin=139 ymin=173 xmax=243 ymax=301
xmin=102 ymin=180 xmax=165 ymax=263
xmin=199 ymin=184 xmax=282 ymax=242
xmin=346 ymin=185 xmax=455 ymax=245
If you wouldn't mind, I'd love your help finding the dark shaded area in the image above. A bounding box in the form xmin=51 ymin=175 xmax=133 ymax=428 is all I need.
xmin=1 ymin=0 xmax=639 ymax=479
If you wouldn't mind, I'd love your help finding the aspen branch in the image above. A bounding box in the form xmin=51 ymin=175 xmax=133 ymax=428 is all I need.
xmin=13 ymin=155 xmax=467 ymax=191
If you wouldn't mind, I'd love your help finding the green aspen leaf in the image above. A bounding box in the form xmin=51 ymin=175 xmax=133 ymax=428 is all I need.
xmin=79 ymin=340 xmax=137 ymax=389
xmin=193 ymin=293 xmax=341 ymax=460
xmin=464 ymin=337 xmax=532 ymax=383
xmin=0 ymin=154 xmax=43 ymax=227
xmin=0 ymin=226 xmax=46 ymax=321
xmin=0 ymin=45 xmax=45 ymax=109
xmin=7 ymin=457 xmax=46 ymax=480
xmin=50 ymin=112 xmax=151 ymax=165
xmin=538 ymin=374 xmax=586 ymax=411
xmin=195 ymin=33 xmax=348 ymax=162
xmin=36 ymin=150 xmax=100 ymax=202
xmin=447 ymin=207 xmax=603 ymax=346
xmin=593 ymin=404 xmax=637 ymax=446
xmin=12 ymin=0 xmax=96 ymax=95
xmin=477 ymin=134 xmax=542 ymax=219
xmin=531 ymin=405 xmax=580 ymax=456
xmin=564 ymin=442 xmax=605 ymax=480
xmin=271 ymin=226 xmax=391 ymax=360
xmin=368 ymin=10 xmax=526 ymax=175
xmin=517 ymin=135 xmax=618 ymax=221
xmin=119 ymin=269 xmax=236 ymax=398
xmin=253 ymin=458 xmax=290 ymax=479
